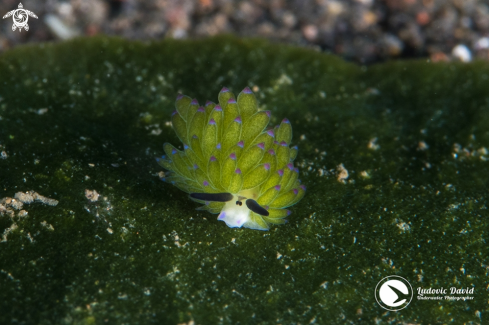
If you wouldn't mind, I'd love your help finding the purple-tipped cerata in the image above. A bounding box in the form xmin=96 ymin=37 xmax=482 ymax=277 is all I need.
xmin=243 ymin=87 xmax=253 ymax=94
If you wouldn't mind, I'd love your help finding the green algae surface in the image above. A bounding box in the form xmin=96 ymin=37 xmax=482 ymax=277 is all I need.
xmin=0 ymin=36 xmax=488 ymax=324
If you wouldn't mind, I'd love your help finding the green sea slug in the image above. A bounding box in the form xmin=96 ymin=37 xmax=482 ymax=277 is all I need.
xmin=156 ymin=87 xmax=306 ymax=230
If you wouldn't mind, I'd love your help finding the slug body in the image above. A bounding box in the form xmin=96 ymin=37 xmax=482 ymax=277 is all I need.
xmin=157 ymin=87 xmax=305 ymax=230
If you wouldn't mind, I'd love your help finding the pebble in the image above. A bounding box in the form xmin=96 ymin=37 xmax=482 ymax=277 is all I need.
xmin=452 ymin=44 xmax=472 ymax=62
xmin=44 ymin=14 xmax=80 ymax=40
xmin=475 ymin=37 xmax=489 ymax=50
xmin=1 ymin=1 xmax=489 ymax=63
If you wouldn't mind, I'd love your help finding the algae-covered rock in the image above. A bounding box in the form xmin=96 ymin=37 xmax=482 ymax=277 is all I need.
xmin=0 ymin=36 xmax=488 ymax=324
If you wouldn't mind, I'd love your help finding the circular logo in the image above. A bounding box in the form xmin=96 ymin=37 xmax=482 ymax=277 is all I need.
xmin=14 ymin=10 xmax=28 ymax=26
xmin=375 ymin=275 xmax=413 ymax=311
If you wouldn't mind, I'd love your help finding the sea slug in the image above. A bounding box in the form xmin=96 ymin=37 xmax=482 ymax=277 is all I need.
xmin=157 ymin=87 xmax=305 ymax=230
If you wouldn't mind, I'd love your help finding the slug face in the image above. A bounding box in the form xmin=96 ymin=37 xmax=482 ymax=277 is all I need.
xmin=156 ymin=87 xmax=305 ymax=230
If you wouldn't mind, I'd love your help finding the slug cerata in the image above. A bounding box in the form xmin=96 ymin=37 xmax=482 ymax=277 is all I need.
xmin=157 ymin=87 xmax=305 ymax=230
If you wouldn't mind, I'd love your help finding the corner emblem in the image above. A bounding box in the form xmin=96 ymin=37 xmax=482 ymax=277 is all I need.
xmin=3 ymin=3 xmax=38 ymax=32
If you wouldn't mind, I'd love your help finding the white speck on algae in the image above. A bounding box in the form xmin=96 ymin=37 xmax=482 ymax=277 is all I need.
xmin=336 ymin=164 xmax=349 ymax=183
xmin=368 ymin=137 xmax=380 ymax=150
xmin=1 ymin=191 xmax=58 ymax=242
xmin=85 ymin=189 xmax=100 ymax=202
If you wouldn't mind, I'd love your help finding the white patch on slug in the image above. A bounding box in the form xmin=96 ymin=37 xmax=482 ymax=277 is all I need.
xmin=218 ymin=196 xmax=251 ymax=228
xmin=216 ymin=189 xmax=261 ymax=229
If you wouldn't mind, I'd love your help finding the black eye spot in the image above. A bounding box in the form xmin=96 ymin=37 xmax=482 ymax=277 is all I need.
xmin=245 ymin=199 xmax=269 ymax=216
xmin=190 ymin=192 xmax=233 ymax=202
